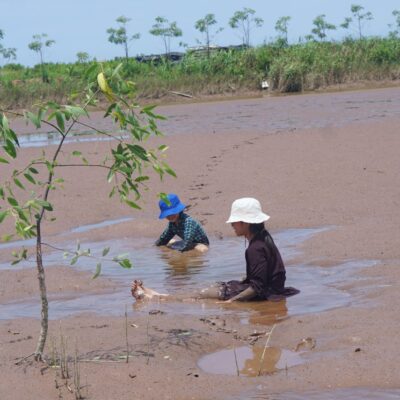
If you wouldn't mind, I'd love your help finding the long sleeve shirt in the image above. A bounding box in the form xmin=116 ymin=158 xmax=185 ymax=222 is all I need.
xmin=243 ymin=229 xmax=287 ymax=300
xmin=155 ymin=212 xmax=209 ymax=252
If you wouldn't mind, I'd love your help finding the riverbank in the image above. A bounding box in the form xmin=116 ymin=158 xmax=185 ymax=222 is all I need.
xmin=1 ymin=87 xmax=400 ymax=399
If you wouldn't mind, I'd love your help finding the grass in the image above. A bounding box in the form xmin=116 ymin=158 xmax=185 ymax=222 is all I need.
xmin=1 ymin=37 xmax=400 ymax=109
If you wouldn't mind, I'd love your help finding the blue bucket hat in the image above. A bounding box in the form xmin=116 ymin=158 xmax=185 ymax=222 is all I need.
xmin=158 ymin=193 xmax=186 ymax=219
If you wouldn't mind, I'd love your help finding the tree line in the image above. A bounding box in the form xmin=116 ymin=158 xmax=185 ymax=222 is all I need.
xmin=1 ymin=4 xmax=400 ymax=68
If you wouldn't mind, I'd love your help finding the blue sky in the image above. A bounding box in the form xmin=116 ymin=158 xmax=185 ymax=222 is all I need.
xmin=1 ymin=0 xmax=399 ymax=66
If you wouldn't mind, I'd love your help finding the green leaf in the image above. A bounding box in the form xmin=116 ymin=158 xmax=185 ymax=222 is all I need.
xmin=24 ymin=173 xmax=36 ymax=185
xmin=64 ymin=105 xmax=88 ymax=118
xmin=13 ymin=178 xmax=25 ymax=190
xmin=28 ymin=167 xmax=39 ymax=174
xmin=135 ymin=176 xmax=149 ymax=182
xmin=162 ymin=162 xmax=177 ymax=178
xmin=125 ymin=199 xmax=141 ymax=210
xmin=7 ymin=197 xmax=18 ymax=207
xmin=72 ymin=150 xmax=82 ymax=156
xmin=70 ymin=255 xmax=78 ymax=265
xmin=118 ymin=259 xmax=132 ymax=269
xmin=102 ymin=247 xmax=110 ymax=256
xmin=4 ymin=139 xmax=17 ymax=158
xmin=0 ymin=157 xmax=9 ymax=164
xmin=55 ymin=111 xmax=65 ymax=132
xmin=92 ymin=263 xmax=102 ymax=279
xmin=127 ymin=144 xmax=149 ymax=161
xmin=0 ymin=211 xmax=8 ymax=223
xmin=24 ymin=111 xmax=41 ymax=129
xmin=36 ymin=200 xmax=53 ymax=211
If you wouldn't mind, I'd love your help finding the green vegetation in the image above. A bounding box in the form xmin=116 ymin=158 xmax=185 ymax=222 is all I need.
xmin=1 ymin=37 xmax=400 ymax=108
xmin=0 ymin=63 xmax=175 ymax=360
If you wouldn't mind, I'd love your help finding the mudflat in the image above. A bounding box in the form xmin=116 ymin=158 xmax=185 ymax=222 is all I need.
xmin=1 ymin=87 xmax=400 ymax=399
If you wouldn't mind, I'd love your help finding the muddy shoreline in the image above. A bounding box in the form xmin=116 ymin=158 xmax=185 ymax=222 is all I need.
xmin=1 ymin=87 xmax=400 ymax=399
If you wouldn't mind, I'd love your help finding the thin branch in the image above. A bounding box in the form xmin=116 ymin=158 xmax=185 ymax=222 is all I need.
xmin=0 ymin=109 xmax=65 ymax=138
xmin=257 ymin=323 xmax=276 ymax=376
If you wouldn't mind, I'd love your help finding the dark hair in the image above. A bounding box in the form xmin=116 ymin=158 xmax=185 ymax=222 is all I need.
xmin=249 ymin=222 xmax=265 ymax=235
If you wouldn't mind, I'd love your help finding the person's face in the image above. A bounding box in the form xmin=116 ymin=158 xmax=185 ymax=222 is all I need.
xmin=231 ymin=221 xmax=247 ymax=236
xmin=166 ymin=213 xmax=179 ymax=223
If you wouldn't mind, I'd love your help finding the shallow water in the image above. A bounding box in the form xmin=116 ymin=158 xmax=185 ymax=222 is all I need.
xmin=0 ymin=226 xmax=377 ymax=321
xmin=12 ymin=87 xmax=400 ymax=148
xmin=198 ymin=345 xmax=304 ymax=377
xmin=240 ymin=387 xmax=400 ymax=400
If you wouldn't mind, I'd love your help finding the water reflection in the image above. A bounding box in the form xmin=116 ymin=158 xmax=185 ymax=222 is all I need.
xmin=0 ymin=227 xmax=378 ymax=321
xmin=198 ymin=345 xmax=303 ymax=377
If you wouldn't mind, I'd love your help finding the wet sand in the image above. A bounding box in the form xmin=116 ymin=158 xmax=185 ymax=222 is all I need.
xmin=1 ymin=87 xmax=400 ymax=399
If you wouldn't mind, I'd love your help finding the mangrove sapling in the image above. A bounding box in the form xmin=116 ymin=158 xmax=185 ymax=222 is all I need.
xmin=0 ymin=62 xmax=176 ymax=361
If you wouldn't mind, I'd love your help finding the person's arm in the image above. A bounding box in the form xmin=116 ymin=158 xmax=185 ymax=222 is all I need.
xmin=222 ymin=286 xmax=257 ymax=303
xmin=155 ymin=224 xmax=175 ymax=246
xmin=179 ymin=218 xmax=198 ymax=251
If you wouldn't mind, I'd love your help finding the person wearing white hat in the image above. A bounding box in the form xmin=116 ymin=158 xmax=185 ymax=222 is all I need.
xmin=204 ymin=197 xmax=299 ymax=303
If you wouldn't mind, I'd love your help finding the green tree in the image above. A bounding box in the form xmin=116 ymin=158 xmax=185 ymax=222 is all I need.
xmin=76 ymin=51 xmax=90 ymax=63
xmin=0 ymin=29 xmax=17 ymax=62
xmin=274 ymin=16 xmax=291 ymax=46
xmin=107 ymin=16 xmax=140 ymax=60
xmin=28 ymin=33 xmax=55 ymax=82
xmin=0 ymin=63 xmax=175 ymax=361
xmin=149 ymin=16 xmax=183 ymax=56
xmin=388 ymin=10 xmax=400 ymax=38
xmin=194 ymin=13 xmax=223 ymax=58
xmin=229 ymin=7 xmax=264 ymax=47
xmin=340 ymin=4 xmax=373 ymax=40
xmin=311 ymin=14 xmax=336 ymax=41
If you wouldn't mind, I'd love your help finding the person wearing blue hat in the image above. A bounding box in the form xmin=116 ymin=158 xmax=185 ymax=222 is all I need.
xmin=155 ymin=193 xmax=209 ymax=252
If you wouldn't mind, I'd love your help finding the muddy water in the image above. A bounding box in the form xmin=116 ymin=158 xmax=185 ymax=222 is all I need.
xmin=198 ymin=345 xmax=303 ymax=377
xmin=12 ymin=87 xmax=400 ymax=147
xmin=0 ymin=226 xmax=376 ymax=321
xmin=239 ymin=388 xmax=400 ymax=400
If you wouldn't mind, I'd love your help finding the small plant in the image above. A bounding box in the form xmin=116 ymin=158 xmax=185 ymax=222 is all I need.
xmin=0 ymin=63 xmax=175 ymax=361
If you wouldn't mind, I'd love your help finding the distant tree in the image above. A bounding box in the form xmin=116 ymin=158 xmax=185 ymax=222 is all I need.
xmin=0 ymin=29 xmax=17 ymax=62
xmin=28 ymin=34 xmax=55 ymax=83
xmin=76 ymin=51 xmax=90 ymax=63
xmin=275 ymin=16 xmax=291 ymax=46
xmin=229 ymin=7 xmax=263 ymax=47
xmin=311 ymin=14 xmax=336 ymax=41
xmin=149 ymin=16 xmax=182 ymax=56
xmin=340 ymin=4 xmax=373 ymax=40
xmin=107 ymin=16 xmax=140 ymax=60
xmin=388 ymin=10 xmax=400 ymax=38
xmin=194 ymin=13 xmax=223 ymax=58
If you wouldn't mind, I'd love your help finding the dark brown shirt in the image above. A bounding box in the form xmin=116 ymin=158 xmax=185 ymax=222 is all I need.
xmin=243 ymin=229 xmax=287 ymax=300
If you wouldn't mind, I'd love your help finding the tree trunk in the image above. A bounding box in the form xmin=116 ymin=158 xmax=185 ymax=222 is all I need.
xmin=34 ymin=222 xmax=48 ymax=361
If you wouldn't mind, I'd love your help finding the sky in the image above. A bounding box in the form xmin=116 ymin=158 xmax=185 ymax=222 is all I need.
xmin=0 ymin=0 xmax=399 ymax=66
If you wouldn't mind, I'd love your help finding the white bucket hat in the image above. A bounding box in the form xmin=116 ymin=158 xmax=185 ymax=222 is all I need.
xmin=226 ymin=198 xmax=270 ymax=224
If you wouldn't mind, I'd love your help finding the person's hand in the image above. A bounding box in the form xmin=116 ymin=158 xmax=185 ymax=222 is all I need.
xmin=216 ymin=299 xmax=233 ymax=304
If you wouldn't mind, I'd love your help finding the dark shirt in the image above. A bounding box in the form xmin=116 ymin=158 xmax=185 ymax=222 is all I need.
xmin=243 ymin=229 xmax=287 ymax=300
xmin=155 ymin=212 xmax=209 ymax=252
